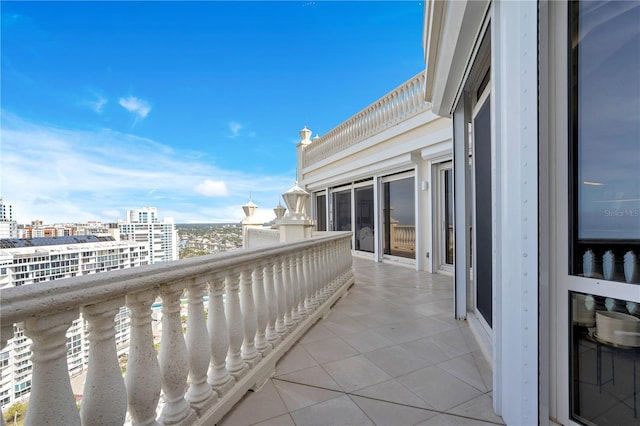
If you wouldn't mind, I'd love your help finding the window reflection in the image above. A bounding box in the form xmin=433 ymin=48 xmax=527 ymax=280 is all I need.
xmin=355 ymin=186 xmax=374 ymax=253
xmin=570 ymin=1 xmax=640 ymax=282
xmin=382 ymin=176 xmax=415 ymax=259
xmin=332 ymin=190 xmax=351 ymax=232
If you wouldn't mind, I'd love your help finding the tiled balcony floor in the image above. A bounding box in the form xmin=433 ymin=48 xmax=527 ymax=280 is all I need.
xmin=219 ymin=257 xmax=504 ymax=426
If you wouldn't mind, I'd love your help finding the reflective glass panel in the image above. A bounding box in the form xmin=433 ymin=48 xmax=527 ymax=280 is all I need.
xmin=382 ymin=176 xmax=415 ymax=259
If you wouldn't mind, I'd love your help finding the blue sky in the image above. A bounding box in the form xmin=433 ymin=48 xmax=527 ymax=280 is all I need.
xmin=1 ymin=1 xmax=425 ymax=224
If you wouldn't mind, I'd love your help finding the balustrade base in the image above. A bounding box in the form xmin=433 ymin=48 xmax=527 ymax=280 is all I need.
xmin=187 ymin=392 xmax=218 ymax=418
xmin=160 ymin=407 xmax=198 ymax=426
xmin=211 ymin=376 xmax=235 ymax=398
xmin=194 ymin=269 xmax=355 ymax=426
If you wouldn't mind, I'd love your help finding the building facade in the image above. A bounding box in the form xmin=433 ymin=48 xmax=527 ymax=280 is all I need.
xmin=299 ymin=73 xmax=454 ymax=275
xmin=0 ymin=236 xmax=149 ymax=409
xmin=422 ymin=1 xmax=639 ymax=425
xmin=119 ymin=207 xmax=179 ymax=264
xmin=0 ymin=198 xmax=17 ymax=239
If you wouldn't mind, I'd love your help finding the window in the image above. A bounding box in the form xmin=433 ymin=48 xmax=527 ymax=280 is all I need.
xmin=332 ymin=189 xmax=352 ymax=232
xmin=315 ymin=193 xmax=327 ymax=231
xmin=355 ymin=185 xmax=374 ymax=253
xmin=568 ymin=2 xmax=640 ymax=425
xmin=382 ymin=174 xmax=415 ymax=259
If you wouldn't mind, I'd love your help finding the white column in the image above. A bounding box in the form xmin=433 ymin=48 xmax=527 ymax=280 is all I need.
xmin=23 ymin=310 xmax=80 ymax=426
xmin=185 ymin=278 xmax=217 ymax=415
xmin=81 ymin=298 xmax=128 ymax=426
xmin=252 ymin=263 xmax=272 ymax=356
xmin=240 ymin=267 xmax=261 ymax=367
xmin=126 ymin=289 xmax=162 ymax=426
xmin=225 ymin=272 xmax=249 ymax=379
xmin=208 ymin=274 xmax=235 ymax=396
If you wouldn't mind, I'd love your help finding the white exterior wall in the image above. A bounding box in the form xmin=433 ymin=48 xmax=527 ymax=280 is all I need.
xmin=299 ymin=110 xmax=452 ymax=273
xmin=0 ymin=239 xmax=149 ymax=409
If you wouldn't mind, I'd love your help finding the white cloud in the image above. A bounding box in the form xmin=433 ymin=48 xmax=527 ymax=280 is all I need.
xmin=91 ymin=96 xmax=108 ymax=114
xmin=119 ymin=96 xmax=151 ymax=120
xmin=229 ymin=121 xmax=242 ymax=138
xmin=0 ymin=112 xmax=294 ymax=224
xmin=194 ymin=179 xmax=228 ymax=197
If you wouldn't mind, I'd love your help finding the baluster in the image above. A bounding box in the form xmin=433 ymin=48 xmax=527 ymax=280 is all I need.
xmin=81 ymin=298 xmax=127 ymax=425
xmin=253 ymin=263 xmax=272 ymax=356
xmin=273 ymin=259 xmax=288 ymax=337
xmin=311 ymin=246 xmax=321 ymax=306
xmin=126 ymin=289 xmax=161 ymax=426
xmin=289 ymin=254 xmax=302 ymax=323
xmin=282 ymin=257 xmax=295 ymax=329
xmin=186 ymin=278 xmax=217 ymax=415
xmin=208 ymin=274 xmax=235 ymax=395
xmin=263 ymin=262 xmax=281 ymax=346
xmin=303 ymin=249 xmax=314 ymax=311
xmin=240 ymin=267 xmax=261 ymax=367
xmin=23 ymin=310 xmax=80 ymax=426
xmin=296 ymin=252 xmax=307 ymax=317
xmin=158 ymin=284 xmax=197 ymax=425
xmin=225 ymin=271 xmax=249 ymax=379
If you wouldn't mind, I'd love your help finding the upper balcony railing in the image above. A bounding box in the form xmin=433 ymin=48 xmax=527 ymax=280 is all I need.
xmin=0 ymin=232 xmax=354 ymax=426
xmin=302 ymin=72 xmax=430 ymax=168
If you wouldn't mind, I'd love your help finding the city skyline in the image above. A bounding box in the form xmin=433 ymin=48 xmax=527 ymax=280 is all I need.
xmin=1 ymin=1 xmax=425 ymax=224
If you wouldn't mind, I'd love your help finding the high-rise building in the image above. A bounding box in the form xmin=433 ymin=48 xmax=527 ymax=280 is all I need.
xmin=118 ymin=207 xmax=179 ymax=264
xmin=0 ymin=198 xmax=17 ymax=239
xmin=0 ymin=235 xmax=149 ymax=408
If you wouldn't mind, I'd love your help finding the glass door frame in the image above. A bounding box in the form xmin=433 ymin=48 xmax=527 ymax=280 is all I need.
xmin=435 ymin=161 xmax=454 ymax=273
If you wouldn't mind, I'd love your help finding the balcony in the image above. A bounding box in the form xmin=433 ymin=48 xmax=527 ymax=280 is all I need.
xmin=1 ymin=231 xmax=502 ymax=425
xmin=219 ymin=257 xmax=502 ymax=425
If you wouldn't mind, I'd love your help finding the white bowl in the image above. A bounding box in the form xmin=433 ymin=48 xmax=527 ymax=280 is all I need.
xmin=595 ymin=311 xmax=640 ymax=347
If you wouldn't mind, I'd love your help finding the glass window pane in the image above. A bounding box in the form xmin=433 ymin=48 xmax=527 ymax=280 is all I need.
xmin=316 ymin=194 xmax=326 ymax=231
xmin=570 ymin=291 xmax=640 ymax=425
xmin=382 ymin=176 xmax=415 ymax=259
xmin=355 ymin=186 xmax=374 ymax=253
xmin=333 ymin=190 xmax=351 ymax=232
xmin=569 ymin=1 xmax=640 ymax=282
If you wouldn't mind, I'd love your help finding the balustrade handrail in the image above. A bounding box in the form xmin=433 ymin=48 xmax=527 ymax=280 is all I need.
xmin=1 ymin=232 xmax=348 ymax=325
xmin=302 ymin=72 xmax=430 ymax=168
xmin=0 ymin=231 xmax=355 ymax=426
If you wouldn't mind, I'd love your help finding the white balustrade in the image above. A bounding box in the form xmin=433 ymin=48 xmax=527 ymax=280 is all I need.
xmin=0 ymin=232 xmax=354 ymax=426
xmin=303 ymin=73 xmax=429 ymax=167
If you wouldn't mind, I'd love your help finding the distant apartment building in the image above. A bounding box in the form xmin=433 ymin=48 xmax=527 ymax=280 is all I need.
xmin=118 ymin=207 xmax=179 ymax=264
xmin=0 ymin=235 xmax=149 ymax=409
xmin=0 ymin=198 xmax=17 ymax=239
xmin=76 ymin=221 xmax=120 ymax=240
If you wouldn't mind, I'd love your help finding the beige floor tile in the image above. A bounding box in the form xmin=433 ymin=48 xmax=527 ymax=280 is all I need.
xmin=341 ymin=329 xmax=395 ymax=353
xmin=275 ymin=365 xmax=343 ymax=391
xmin=218 ymin=381 xmax=288 ymax=426
xmin=323 ymin=355 xmax=393 ymax=392
xmin=272 ymin=380 xmax=343 ymax=412
xmin=437 ymin=353 xmax=489 ymax=392
xmin=447 ymin=393 xmax=504 ymax=425
xmin=351 ymin=379 xmax=435 ymax=410
xmin=299 ymin=323 xmax=336 ymax=344
xmin=364 ymin=345 xmax=433 ymax=377
xmin=350 ymin=395 xmax=438 ymax=426
xmin=301 ymin=336 xmax=359 ymax=364
xmin=417 ymin=413 xmax=500 ymax=425
xmin=275 ymin=344 xmax=319 ymax=376
xmin=397 ymin=365 xmax=483 ymax=412
xmin=252 ymin=413 xmax=296 ymax=426
xmin=290 ymin=394 xmax=374 ymax=426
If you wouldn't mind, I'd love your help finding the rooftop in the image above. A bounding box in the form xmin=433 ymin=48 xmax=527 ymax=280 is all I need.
xmin=220 ymin=257 xmax=503 ymax=426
